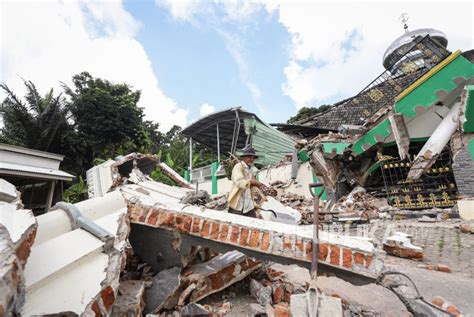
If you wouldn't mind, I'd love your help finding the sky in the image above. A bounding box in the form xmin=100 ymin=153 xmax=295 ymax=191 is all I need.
xmin=1 ymin=0 xmax=472 ymax=132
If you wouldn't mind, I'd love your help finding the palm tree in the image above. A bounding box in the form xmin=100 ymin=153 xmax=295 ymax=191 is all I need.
xmin=0 ymin=80 xmax=72 ymax=152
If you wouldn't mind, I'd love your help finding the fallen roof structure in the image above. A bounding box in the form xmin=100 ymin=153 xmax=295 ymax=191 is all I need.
xmin=276 ymin=29 xmax=474 ymax=211
xmin=0 ymin=146 xmax=386 ymax=315
xmin=182 ymin=107 xmax=295 ymax=167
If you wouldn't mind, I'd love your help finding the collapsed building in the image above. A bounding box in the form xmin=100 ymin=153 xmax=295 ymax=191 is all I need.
xmin=275 ymin=28 xmax=474 ymax=214
xmin=1 ymin=25 xmax=473 ymax=317
xmin=180 ymin=27 xmax=474 ymax=218
xmin=1 ymin=153 xmax=383 ymax=316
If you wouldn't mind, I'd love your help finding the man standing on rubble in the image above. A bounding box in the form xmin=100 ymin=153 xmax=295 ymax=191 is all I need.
xmin=228 ymin=146 xmax=264 ymax=218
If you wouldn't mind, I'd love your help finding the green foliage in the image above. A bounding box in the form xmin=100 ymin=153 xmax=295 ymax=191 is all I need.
xmin=0 ymin=80 xmax=73 ymax=153
xmin=287 ymin=105 xmax=331 ymax=124
xmin=63 ymin=176 xmax=88 ymax=203
xmin=1 ymin=73 xmax=215 ymax=201
xmin=64 ymin=72 xmax=150 ymax=167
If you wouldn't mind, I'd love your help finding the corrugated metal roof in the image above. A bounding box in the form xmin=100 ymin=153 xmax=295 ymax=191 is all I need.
xmin=0 ymin=162 xmax=75 ymax=181
xmin=242 ymin=117 xmax=294 ymax=166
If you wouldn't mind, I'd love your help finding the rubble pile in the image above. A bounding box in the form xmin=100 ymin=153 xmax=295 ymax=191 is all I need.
xmin=333 ymin=186 xmax=392 ymax=221
xmin=0 ymin=180 xmax=37 ymax=316
xmin=278 ymin=193 xmax=314 ymax=224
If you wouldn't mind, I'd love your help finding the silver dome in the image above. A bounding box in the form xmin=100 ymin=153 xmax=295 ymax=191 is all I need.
xmin=383 ymin=28 xmax=448 ymax=70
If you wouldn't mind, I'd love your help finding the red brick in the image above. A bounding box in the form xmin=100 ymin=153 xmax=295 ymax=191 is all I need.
xmin=318 ymin=243 xmax=328 ymax=261
xmin=261 ymin=232 xmax=270 ymax=251
xmin=295 ymin=239 xmax=304 ymax=252
xmin=435 ymin=264 xmax=451 ymax=273
xmin=210 ymin=222 xmax=220 ymax=240
xmin=201 ymin=221 xmax=211 ymax=238
xmin=158 ymin=209 xmax=168 ymax=225
xmin=138 ymin=206 xmax=149 ymax=222
xmin=342 ymin=248 xmax=352 ymax=269
xmin=192 ymin=217 xmax=201 ymax=233
xmin=353 ymin=252 xmax=364 ymax=265
xmin=330 ymin=245 xmax=340 ymax=266
xmin=16 ymin=229 xmax=36 ymax=264
xmin=91 ymin=300 xmax=102 ymax=317
xmin=100 ymin=286 xmax=115 ymax=311
xmin=147 ymin=209 xmax=159 ymax=225
xmin=273 ymin=286 xmax=285 ymax=304
xmin=128 ymin=204 xmax=141 ymax=221
xmin=283 ymin=235 xmax=292 ymax=251
xmin=183 ymin=216 xmax=192 ymax=232
xmin=248 ymin=230 xmax=261 ymax=248
xmin=167 ymin=212 xmax=175 ymax=227
xmin=230 ymin=226 xmax=240 ymax=244
xmin=365 ymin=255 xmax=373 ymax=268
xmin=239 ymin=228 xmax=249 ymax=246
xmin=305 ymin=241 xmax=313 ymax=261
xmin=219 ymin=224 xmax=229 ymax=242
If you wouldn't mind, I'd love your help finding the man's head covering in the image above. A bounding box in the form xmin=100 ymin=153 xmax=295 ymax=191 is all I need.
xmin=240 ymin=145 xmax=258 ymax=158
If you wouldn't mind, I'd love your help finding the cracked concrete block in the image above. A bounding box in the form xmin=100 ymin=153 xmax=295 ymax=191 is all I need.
xmin=383 ymin=232 xmax=423 ymax=260
xmin=111 ymin=280 xmax=145 ymax=316
xmin=0 ymin=179 xmax=18 ymax=203
xmin=181 ymin=303 xmax=211 ymax=317
xmin=144 ymin=267 xmax=181 ymax=314
xmin=318 ymin=294 xmax=343 ymax=317
xmin=250 ymin=279 xmax=273 ymax=306
xmin=290 ymin=293 xmax=309 ymax=317
xmin=0 ymin=224 xmax=24 ymax=316
xmin=182 ymin=250 xmax=261 ymax=303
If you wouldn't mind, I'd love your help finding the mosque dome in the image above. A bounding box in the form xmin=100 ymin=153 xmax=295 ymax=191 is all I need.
xmin=383 ymin=28 xmax=448 ymax=72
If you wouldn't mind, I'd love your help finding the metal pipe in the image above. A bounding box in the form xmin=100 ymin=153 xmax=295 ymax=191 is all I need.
xmin=45 ymin=180 xmax=56 ymax=212
xmin=216 ymin=124 xmax=220 ymax=162
xmin=189 ymin=137 xmax=193 ymax=175
xmin=308 ymin=183 xmax=324 ymax=280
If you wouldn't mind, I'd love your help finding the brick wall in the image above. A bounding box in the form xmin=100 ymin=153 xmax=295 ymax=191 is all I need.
xmin=452 ymin=133 xmax=474 ymax=198
xmin=128 ymin=202 xmax=381 ymax=277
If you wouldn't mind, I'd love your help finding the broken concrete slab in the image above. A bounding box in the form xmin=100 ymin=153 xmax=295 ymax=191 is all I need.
xmin=181 ymin=303 xmax=211 ymax=317
xmin=266 ymin=263 xmax=310 ymax=294
xmin=250 ymin=279 xmax=273 ymax=306
xmin=111 ymin=280 xmax=145 ymax=316
xmin=249 ymin=303 xmax=266 ymax=316
xmin=260 ymin=196 xmax=302 ymax=225
xmin=0 ymin=224 xmax=25 ymax=316
xmin=318 ymin=294 xmax=343 ymax=317
xmin=383 ymin=232 xmax=423 ymax=260
xmin=290 ymin=293 xmax=308 ymax=317
xmin=0 ymin=178 xmax=18 ymax=203
xmin=182 ymin=250 xmax=261 ymax=303
xmin=458 ymin=200 xmax=474 ymax=220
xmin=144 ymin=267 xmax=181 ymax=314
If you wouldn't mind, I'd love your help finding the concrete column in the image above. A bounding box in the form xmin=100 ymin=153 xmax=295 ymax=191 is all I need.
xmin=45 ymin=180 xmax=56 ymax=212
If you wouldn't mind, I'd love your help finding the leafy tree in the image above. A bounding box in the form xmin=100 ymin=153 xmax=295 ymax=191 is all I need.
xmin=0 ymin=80 xmax=72 ymax=153
xmin=287 ymin=105 xmax=331 ymax=124
xmin=63 ymin=175 xmax=88 ymax=203
xmin=64 ymin=72 xmax=151 ymax=170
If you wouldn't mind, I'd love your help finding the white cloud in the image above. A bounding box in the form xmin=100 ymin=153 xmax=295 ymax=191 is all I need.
xmin=200 ymin=103 xmax=215 ymax=116
xmin=0 ymin=0 xmax=188 ymax=131
xmin=156 ymin=0 xmax=473 ymax=110
xmin=274 ymin=1 xmax=473 ymax=108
